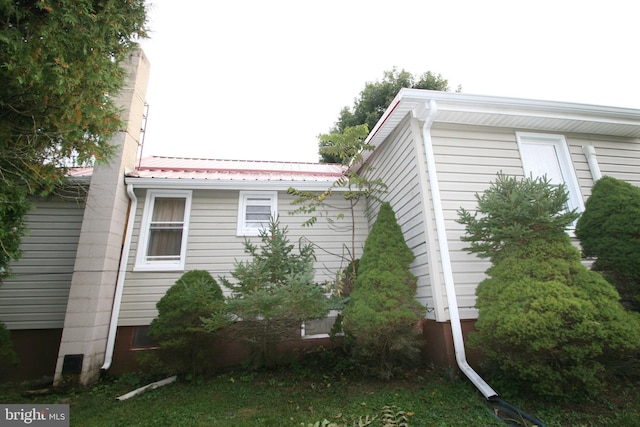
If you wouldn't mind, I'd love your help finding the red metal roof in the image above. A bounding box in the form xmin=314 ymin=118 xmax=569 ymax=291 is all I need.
xmin=65 ymin=167 xmax=93 ymax=178
xmin=126 ymin=156 xmax=346 ymax=182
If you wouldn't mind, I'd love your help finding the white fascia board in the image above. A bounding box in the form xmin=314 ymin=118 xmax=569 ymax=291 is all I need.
xmin=359 ymin=89 xmax=640 ymax=175
xmin=398 ymin=88 xmax=640 ymax=120
xmin=396 ymin=89 xmax=640 ymax=126
xmin=123 ymin=177 xmax=345 ymax=192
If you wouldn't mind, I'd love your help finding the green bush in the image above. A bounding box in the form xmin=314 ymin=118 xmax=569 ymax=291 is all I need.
xmin=0 ymin=322 xmax=18 ymax=367
xmin=341 ymin=202 xmax=425 ymax=379
xmin=575 ymin=176 xmax=640 ymax=311
xmin=458 ymin=174 xmax=640 ymax=397
xmin=147 ymin=270 xmax=228 ymax=376
xmin=211 ymin=218 xmax=332 ymax=369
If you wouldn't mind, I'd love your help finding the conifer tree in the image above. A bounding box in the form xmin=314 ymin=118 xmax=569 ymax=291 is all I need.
xmin=215 ymin=218 xmax=331 ymax=368
xmin=458 ymin=174 xmax=640 ymax=397
xmin=148 ymin=270 xmax=228 ymax=376
xmin=576 ymin=176 xmax=640 ymax=311
xmin=0 ymin=1 xmax=147 ymax=279
xmin=341 ymin=202 xmax=425 ymax=379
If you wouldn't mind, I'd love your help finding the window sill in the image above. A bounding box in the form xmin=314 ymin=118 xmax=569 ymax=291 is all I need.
xmin=133 ymin=264 xmax=185 ymax=273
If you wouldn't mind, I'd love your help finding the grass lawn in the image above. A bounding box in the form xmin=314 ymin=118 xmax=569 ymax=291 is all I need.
xmin=1 ymin=365 xmax=639 ymax=427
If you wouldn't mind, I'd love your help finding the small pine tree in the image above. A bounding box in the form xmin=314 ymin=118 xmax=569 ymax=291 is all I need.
xmin=458 ymin=173 xmax=580 ymax=261
xmin=217 ymin=218 xmax=331 ymax=368
xmin=575 ymin=176 xmax=640 ymax=311
xmin=458 ymin=174 xmax=640 ymax=397
xmin=341 ymin=202 xmax=425 ymax=379
xmin=148 ymin=270 xmax=228 ymax=376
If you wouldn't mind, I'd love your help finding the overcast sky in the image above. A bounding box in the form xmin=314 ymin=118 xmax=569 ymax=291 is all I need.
xmin=139 ymin=0 xmax=640 ymax=163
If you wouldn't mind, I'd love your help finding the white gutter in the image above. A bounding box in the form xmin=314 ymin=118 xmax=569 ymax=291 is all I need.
xmin=101 ymin=183 xmax=137 ymax=371
xmin=582 ymin=145 xmax=602 ymax=181
xmin=123 ymin=177 xmax=344 ymax=192
xmin=419 ymin=99 xmax=498 ymax=400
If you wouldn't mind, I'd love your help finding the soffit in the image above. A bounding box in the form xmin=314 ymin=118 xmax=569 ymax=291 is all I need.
xmin=367 ymin=89 xmax=640 ymax=148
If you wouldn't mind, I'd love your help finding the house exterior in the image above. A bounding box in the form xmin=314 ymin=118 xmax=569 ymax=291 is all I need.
xmin=358 ymin=88 xmax=640 ymax=370
xmin=2 ymin=53 xmax=640 ymax=385
xmin=107 ymin=156 xmax=369 ymax=373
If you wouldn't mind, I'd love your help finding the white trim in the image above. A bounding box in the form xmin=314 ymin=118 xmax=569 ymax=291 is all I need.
xmin=124 ymin=177 xmax=343 ymax=192
xmin=236 ymin=191 xmax=277 ymax=236
xmin=134 ymin=189 xmax=192 ymax=271
xmin=516 ymin=132 xmax=585 ymax=216
xmin=361 ymin=89 xmax=640 ymax=171
xmin=301 ymin=311 xmax=343 ymax=339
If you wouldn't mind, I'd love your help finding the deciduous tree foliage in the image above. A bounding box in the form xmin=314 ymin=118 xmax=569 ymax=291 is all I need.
xmin=458 ymin=174 xmax=640 ymax=397
xmin=0 ymin=0 xmax=148 ymax=279
xmin=289 ymin=124 xmax=386 ymax=277
xmin=341 ymin=202 xmax=425 ymax=379
xmin=319 ymin=68 xmax=451 ymax=163
xmin=575 ymin=176 xmax=640 ymax=311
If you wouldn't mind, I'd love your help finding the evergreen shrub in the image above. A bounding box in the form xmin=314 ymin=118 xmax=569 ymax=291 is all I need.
xmin=147 ymin=270 xmax=227 ymax=376
xmin=575 ymin=176 xmax=640 ymax=311
xmin=342 ymin=202 xmax=425 ymax=379
xmin=210 ymin=218 xmax=332 ymax=369
xmin=458 ymin=174 xmax=640 ymax=397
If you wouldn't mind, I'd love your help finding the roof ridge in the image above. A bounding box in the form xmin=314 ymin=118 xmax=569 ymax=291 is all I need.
xmin=145 ymin=155 xmax=336 ymax=166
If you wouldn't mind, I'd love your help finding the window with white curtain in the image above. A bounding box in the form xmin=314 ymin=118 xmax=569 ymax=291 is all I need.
xmin=516 ymin=132 xmax=585 ymax=221
xmin=135 ymin=190 xmax=192 ymax=271
xmin=237 ymin=191 xmax=277 ymax=236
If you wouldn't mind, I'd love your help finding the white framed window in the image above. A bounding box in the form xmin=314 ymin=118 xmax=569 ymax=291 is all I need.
xmin=236 ymin=191 xmax=277 ymax=236
xmin=135 ymin=190 xmax=192 ymax=271
xmin=516 ymin=132 xmax=585 ymax=218
xmin=302 ymin=311 xmax=343 ymax=339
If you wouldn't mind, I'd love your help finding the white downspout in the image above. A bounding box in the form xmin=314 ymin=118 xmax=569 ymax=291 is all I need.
xmin=420 ymin=100 xmax=498 ymax=400
xmin=101 ymin=183 xmax=137 ymax=371
xmin=582 ymin=145 xmax=602 ymax=182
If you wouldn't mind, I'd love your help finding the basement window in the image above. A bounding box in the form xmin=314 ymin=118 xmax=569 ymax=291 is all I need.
xmin=302 ymin=312 xmax=342 ymax=339
xmin=131 ymin=326 xmax=157 ymax=349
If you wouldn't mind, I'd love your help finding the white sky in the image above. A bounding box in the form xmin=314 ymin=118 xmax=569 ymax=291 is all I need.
xmin=139 ymin=0 xmax=640 ymax=163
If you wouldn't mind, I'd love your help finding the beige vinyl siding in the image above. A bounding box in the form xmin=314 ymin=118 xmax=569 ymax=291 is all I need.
xmin=430 ymin=124 xmax=525 ymax=320
xmin=119 ymin=188 xmax=367 ymax=326
xmin=428 ymin=125 xmax=640 ymax=320
xmin=565 ymin=134 xmax=640 ymax=198
xmin=363 ymin=117 xmax=434 ymax=311
xmin=0 ymin=196 xmax=86 ymax=329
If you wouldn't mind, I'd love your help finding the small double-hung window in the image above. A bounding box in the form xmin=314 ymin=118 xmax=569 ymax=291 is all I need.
xmin=135 ymin=190 xmax=192 ymax=271
xmin=237 ymin=191 xmax=277 ymax=236
xmin=516 ymin=132 xmax=585 ymax=224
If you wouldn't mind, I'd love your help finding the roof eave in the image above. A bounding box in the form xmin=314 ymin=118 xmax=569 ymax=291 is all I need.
xmin=366 ymin=89 xmax=640 ymax=147
xmin=124 ymin=176 xmax=344 ymax=192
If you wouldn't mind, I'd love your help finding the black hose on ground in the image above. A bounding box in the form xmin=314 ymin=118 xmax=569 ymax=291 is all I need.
xmin=487 ymin=397 xmax=547 ymax=427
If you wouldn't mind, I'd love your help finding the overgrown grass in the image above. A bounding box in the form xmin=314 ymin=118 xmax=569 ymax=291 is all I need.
xmin=0 ymin=362 xmax=638 ymax=426
xmin=0 ymin=367 xmax=502 ymax=427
